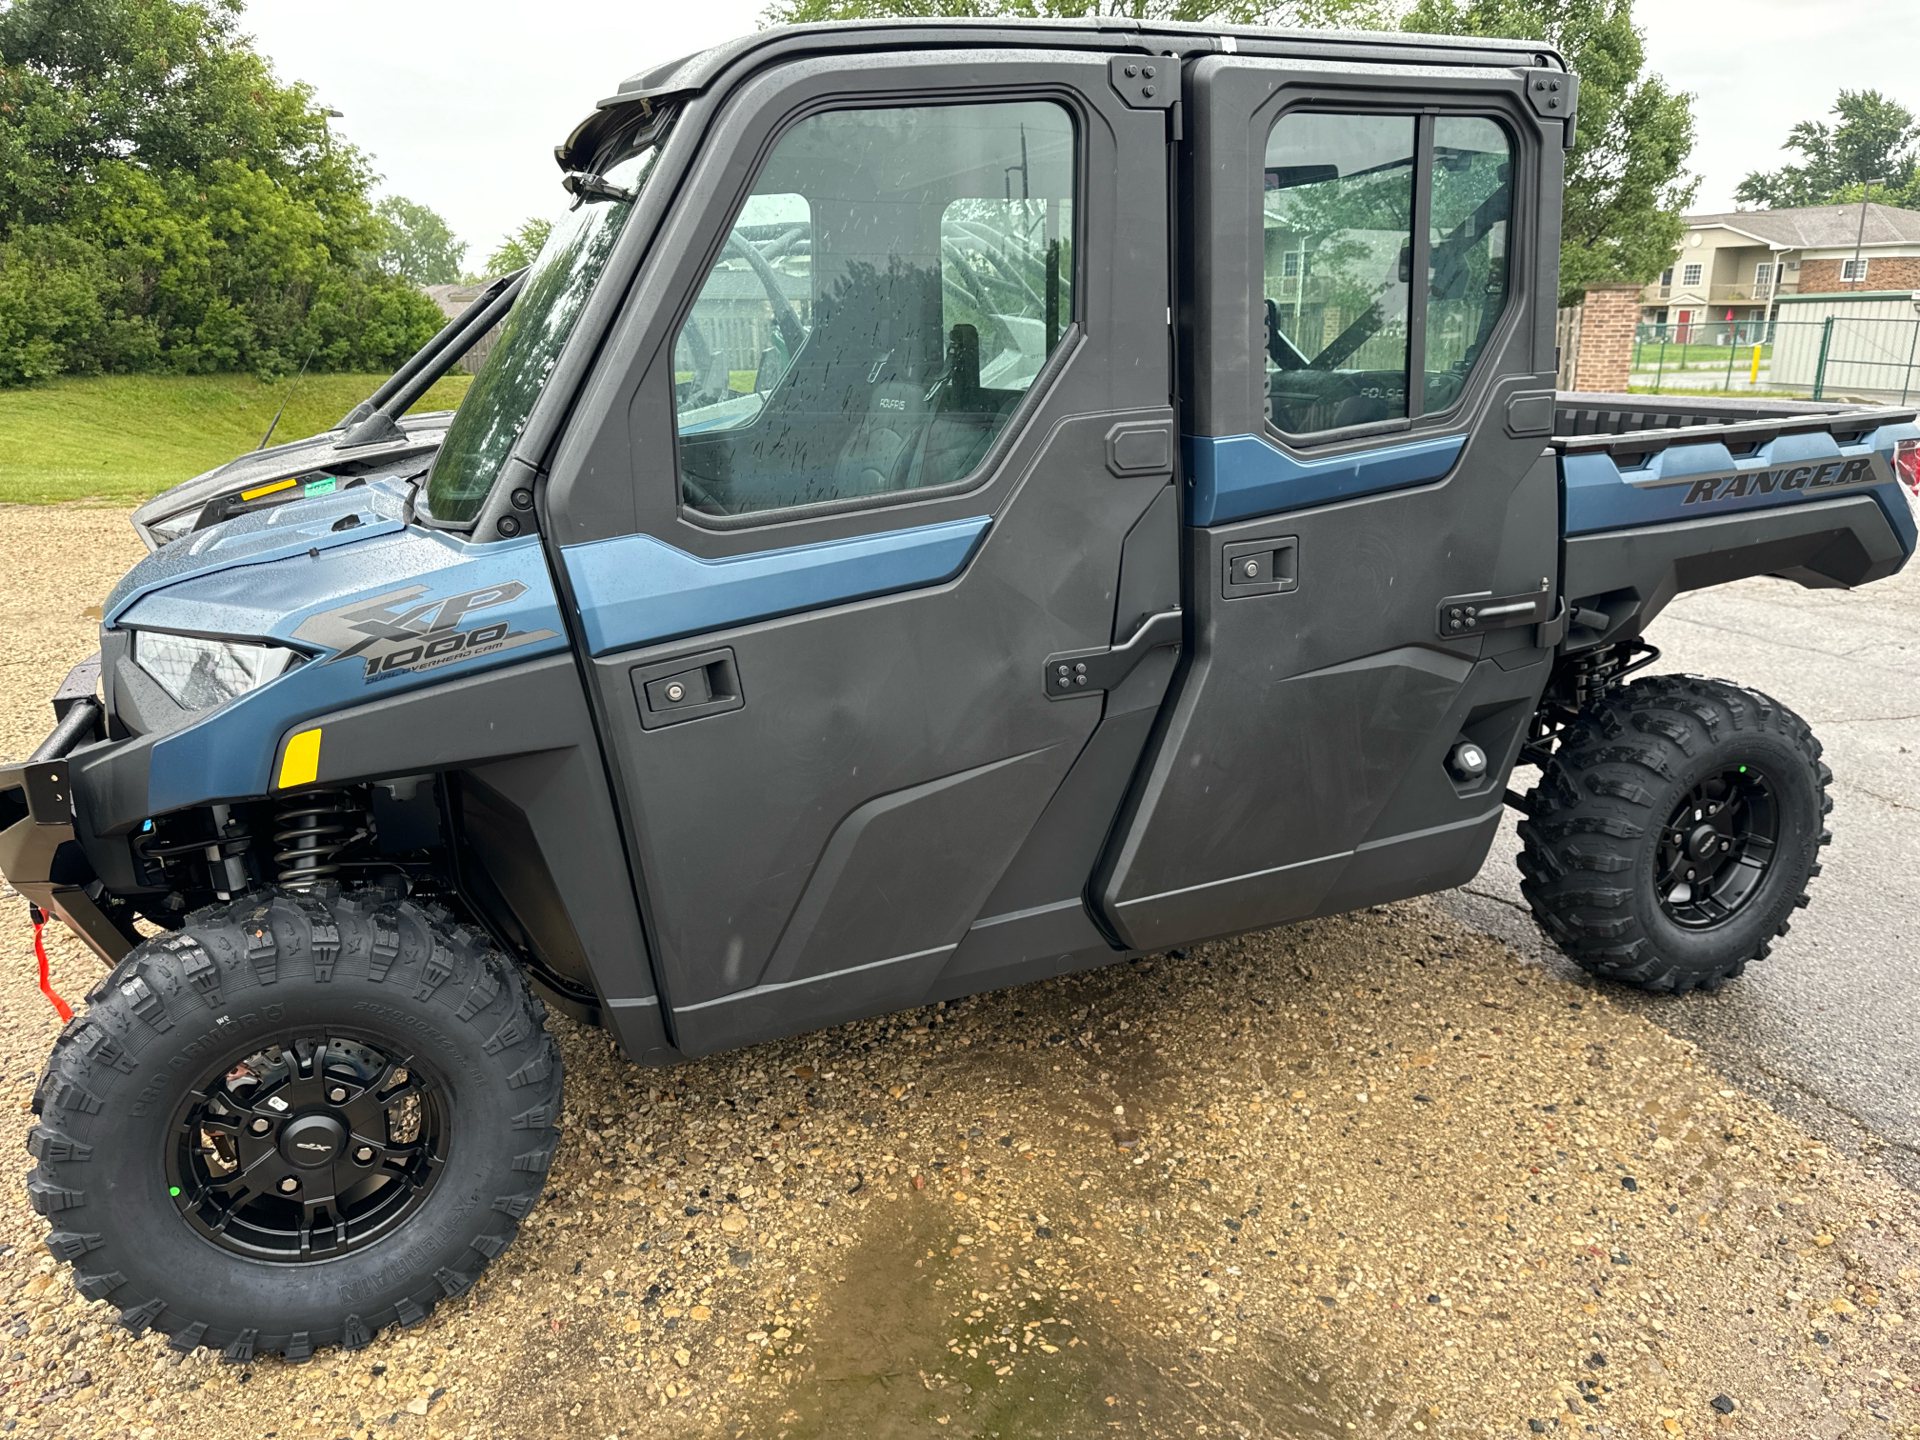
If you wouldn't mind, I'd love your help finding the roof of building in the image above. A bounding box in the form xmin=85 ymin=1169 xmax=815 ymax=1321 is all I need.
xmin=424 ymin=281 xmax=496 ymax=321
xmin=1683 ymin=202 xmax=1920 ymax=249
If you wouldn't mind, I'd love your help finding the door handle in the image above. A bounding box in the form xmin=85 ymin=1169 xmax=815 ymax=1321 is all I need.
xmin=631 ymin=648 xmax=744 ymax=730
xmin=1044 ymin=609 xmax=1183 ymax=699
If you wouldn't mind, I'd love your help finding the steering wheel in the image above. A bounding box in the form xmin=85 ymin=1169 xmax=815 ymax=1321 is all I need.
xmin=722 ymin=233 xmax=806 ymax=356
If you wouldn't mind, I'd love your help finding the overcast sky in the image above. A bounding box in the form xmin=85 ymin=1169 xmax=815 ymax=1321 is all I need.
xmin=237 ymin=0 xmax=1920 ymax=266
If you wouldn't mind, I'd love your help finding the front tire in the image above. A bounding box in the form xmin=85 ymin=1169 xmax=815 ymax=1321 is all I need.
xmin=1517 ymin=674 xmax=1831 ymax=993
xmin=27 ymin=885 xmax=561 ymax=1361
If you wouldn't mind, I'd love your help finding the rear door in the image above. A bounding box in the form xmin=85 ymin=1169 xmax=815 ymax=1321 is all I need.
xmin=1098 ymin=56 xmax=1570 ymax=950
xmin=543 ymin=50 xmax=1179 ymax=1055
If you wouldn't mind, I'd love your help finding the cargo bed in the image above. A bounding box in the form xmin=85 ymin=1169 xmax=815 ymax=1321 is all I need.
xmin=1549 ymin=392 xmax=1918 ymax=650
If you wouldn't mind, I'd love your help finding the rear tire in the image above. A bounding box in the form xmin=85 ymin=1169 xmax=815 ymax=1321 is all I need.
xmin=26 ymin=884 xmax=561 ymax=1361
xmin=1517 ymin=674 xmax=1830 ymax=993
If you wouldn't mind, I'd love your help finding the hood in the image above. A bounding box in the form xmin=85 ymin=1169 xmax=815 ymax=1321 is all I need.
xmin=106 ymin=478 xmax=415 ymax=627
xmin=127 ymin=411 xmax=455 ymax=550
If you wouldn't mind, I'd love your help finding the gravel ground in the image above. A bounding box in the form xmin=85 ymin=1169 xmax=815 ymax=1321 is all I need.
xmin=1 ymin=504 xmax=1917 ymax=1440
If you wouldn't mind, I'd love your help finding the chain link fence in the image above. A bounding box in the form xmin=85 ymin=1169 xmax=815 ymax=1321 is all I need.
xmin=1630 ymin=316 xmax=1920 ymax=402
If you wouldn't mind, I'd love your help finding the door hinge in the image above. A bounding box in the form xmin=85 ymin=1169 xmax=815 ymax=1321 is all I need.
xmin=1436 ymin=579 xmax=1554 ymax=639
xmin=1044 ymin=608 xmax=1182 ymax=699
xmin=1110 ymin=56 xmax=1177 ymax=109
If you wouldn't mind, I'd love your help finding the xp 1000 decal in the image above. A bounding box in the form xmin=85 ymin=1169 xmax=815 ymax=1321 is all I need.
xmin=292 ymin=581 xmax=559 ymax=682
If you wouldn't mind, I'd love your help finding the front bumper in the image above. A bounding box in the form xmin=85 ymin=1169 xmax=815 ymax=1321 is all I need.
xmin=0 ymin=656 xmax=137 ymax=965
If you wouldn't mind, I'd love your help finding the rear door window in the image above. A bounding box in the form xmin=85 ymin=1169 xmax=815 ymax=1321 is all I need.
xmin=1262 ymin=112 xmax=1416 ymax=434
xmin=1262 ymin=110 xmax=1514 ymax=437
xmin=1423 ymin=117 xmax=1513 ymax=412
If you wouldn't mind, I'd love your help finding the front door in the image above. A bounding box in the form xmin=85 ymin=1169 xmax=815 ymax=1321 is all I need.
xmin=1098 ymin=56 xmax=1567 ymax=949
xmin=547 ymin=55 xmax=1178 ymax=1055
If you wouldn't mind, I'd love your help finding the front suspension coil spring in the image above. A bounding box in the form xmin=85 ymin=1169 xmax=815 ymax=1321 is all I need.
xmin=272 ymin=791 xmax=365 ymax=887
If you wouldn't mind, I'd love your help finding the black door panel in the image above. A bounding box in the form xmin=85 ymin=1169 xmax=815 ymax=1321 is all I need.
xmin=1096 ymin=56 xmax=1564 ymax=950
xmin=589 ymin=404 xmax=1172 ymax=1053
xmin=542 ymin=56 xmax=1179 ymax=1055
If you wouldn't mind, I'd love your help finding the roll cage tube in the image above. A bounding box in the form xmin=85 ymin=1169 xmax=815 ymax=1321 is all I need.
xmin=433 ymin=106 xmax=678 ymax=536
xmin=334 ymin=268 xmax=527 ymax=433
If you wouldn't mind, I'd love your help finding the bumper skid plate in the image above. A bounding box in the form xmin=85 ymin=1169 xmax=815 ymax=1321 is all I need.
xmin=2 ymin=656 xmax=137 ymax=965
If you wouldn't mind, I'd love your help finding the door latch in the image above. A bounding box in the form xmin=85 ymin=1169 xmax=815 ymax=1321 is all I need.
xmin=1221 ymin=536 xmax=1298 ymax=599
xmin=1436 ymin=578 xmax=1552 ymax=639
xmin=1044 ymin=609 xmax=1182 ymax=699
xmin=631 ymin=648 xmax=744 ymax=730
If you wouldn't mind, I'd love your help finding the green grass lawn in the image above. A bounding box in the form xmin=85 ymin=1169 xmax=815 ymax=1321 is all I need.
xmin=1631 ymin=342 xmax=1772 ymax=371
xmin=0 ymin=371 xmax=472 ymax=505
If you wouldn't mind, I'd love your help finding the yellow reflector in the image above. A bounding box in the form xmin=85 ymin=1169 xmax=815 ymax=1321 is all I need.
xmin=278 ymin=728 xmax=322 ymax=789
xmin=239 ymin=477 xmax=298 ymax=502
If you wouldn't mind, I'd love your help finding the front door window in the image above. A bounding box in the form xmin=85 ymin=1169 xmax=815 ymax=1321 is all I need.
xmin=673 ymin=101 xmax=1076 ymax=518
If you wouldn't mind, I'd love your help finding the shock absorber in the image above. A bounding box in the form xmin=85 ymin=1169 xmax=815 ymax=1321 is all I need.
xmin=273 ymin=791 xmax=366 ymax=888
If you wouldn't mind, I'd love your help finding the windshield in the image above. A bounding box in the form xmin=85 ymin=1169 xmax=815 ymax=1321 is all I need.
xmin=426 ymin=144 xmax=659 ymax=523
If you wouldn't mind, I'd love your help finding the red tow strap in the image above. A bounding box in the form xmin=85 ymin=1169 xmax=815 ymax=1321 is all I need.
xmin=28 ymin=905 xmax=73 ymax=1022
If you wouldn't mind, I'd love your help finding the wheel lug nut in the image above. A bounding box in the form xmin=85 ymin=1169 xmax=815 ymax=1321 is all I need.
xmin=278 ymin=1177 xmax=301 ymax=1194
xmin=250 ymin=1118 xmax=273 ymax=1135
xmin=355 ymin=1146 xmax=376 ymax=1163
xmin=329 ymin=1087 xmax=348 ymax=1103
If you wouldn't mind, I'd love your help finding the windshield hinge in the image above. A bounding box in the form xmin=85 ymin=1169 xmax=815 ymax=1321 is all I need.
xmin=562 ymin=172 xmax=635 ymax=208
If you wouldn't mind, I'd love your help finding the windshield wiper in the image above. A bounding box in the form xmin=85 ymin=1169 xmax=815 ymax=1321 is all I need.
xmin=335 ymin=269 xmax=528 ymax=449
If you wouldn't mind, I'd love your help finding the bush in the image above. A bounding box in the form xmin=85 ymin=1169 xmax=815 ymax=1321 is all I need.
xmin=0 ymin=0 xmax=446 ymax=386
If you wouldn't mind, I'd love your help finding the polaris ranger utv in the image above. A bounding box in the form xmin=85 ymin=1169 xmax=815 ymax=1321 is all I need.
xmin=6 ymin=17 xmax=1917 ymax=1363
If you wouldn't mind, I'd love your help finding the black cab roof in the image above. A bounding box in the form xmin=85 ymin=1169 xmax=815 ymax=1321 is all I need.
xmin=556 ymin=16 xmax=1564 ymax=171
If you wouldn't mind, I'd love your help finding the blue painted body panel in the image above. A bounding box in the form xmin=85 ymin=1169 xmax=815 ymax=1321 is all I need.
xmin=104 ymin=487 xmax=568 ymax=814
xmin=1182 ymin=431 xmax=1465 ymax=527
xmin=102 ymin=485 xmax=993 ymax=814
xmin=560 ymin=515 xmax=991 ymax=658
xmin=103 ymin=483 xmax=409 ymax=625
xmin=85 ymin=409 xmax=1914 ymax=826
xmin=1562 ymin=418 xmax=1919 ymax=559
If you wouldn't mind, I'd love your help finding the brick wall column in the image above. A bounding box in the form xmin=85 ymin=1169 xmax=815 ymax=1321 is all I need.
xmin=1570 ymin=282 xmax=1643 ymax=394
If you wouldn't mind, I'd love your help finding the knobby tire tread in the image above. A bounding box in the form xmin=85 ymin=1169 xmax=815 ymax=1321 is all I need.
xmin=1516 ymin=674 xmax=1830 ymax=994
xmin=26 ymin=884 xmax=562 ymax=1362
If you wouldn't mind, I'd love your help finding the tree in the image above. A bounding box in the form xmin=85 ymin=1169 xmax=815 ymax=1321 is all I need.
xmin=760 ymin=0 xmax=1697 ymax=306
xmin=375 ymin=196 xmax=467 ymax=285
xmin=1402 ymin=0 xmax=1695 ymax=305
xmin=1735 ymin=91 xmax=1920 ymax=211
xmin=0 ymin=0 xmax=443 ymax=383
xmin=483 ymin=218 xmax=554 ymax=277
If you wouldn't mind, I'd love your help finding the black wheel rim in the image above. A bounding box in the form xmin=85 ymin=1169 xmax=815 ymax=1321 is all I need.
xmin=166 ymin=1033 xmax=447 ymax=1262
xmin=1655 ymin=764 xmax=1778 ymax=929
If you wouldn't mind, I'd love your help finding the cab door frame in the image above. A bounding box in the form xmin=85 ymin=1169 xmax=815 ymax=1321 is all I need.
xmin=537 ymin=47 xmax=1182 ymax=1057
xmin=1097 ymin=55 xmax=1571 ymax=951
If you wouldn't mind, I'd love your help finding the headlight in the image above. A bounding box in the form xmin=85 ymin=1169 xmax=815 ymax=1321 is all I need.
xmin=133 ymin=632 xmax=304 ymax=711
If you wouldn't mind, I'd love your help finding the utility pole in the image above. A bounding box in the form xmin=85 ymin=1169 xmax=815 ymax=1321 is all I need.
xmin=1760 ymin=246 xmax=1786 ymax=345
xmin=320 ymin=105 xmax=344 ymax=154
xmin=1849 ymin=179 xmax=1884 ymax=290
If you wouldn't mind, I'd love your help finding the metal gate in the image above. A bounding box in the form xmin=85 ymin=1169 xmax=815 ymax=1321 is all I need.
xmin=1630 ymin=314 xmax=1920 ymax=402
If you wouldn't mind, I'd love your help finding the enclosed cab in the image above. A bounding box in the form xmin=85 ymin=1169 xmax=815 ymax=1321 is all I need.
xmin=4 ymin=18 xmax=1917 ymax=1364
